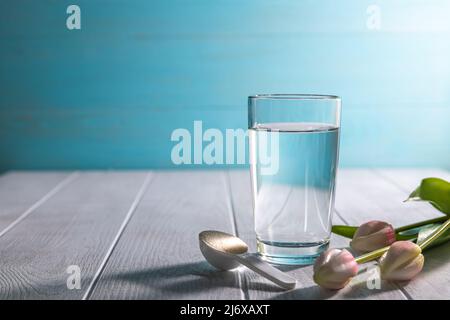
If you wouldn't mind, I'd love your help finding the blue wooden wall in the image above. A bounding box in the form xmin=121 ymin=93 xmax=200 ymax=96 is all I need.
xmin=0 ymin=0 xmax=449 ymax=170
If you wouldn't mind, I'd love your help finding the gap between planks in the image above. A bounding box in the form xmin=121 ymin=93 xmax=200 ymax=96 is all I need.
xmin=0 ymin=171 xmax=80 ymax=239
xmin=82 ymin=172 xmax=154 ymax=300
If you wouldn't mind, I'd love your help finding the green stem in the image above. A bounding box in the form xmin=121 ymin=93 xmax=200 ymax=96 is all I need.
xmin=419 ymin=218 xmax=450 ymax=250
xmin=395 ymin=216 xmax=447 ymax=233
xmin=354 ymin=246 xmax=390 ymax=264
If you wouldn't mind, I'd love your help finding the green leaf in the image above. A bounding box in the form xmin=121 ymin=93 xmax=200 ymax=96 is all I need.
xmin=396 ymin=232 xmax=418 ymax=241
xmin=331 ymin=225 xmax=357 ymax=239
xmin=405 ymin=223 xmax=450 ymax=250
xmin=406 ymin=177 xmax=450 ymax=215
xmin=427 ymin=229 xmax=450 ymax=249
xmin=332 ymin=224 xmax=420 ymax=240
xmin=331 ymin=223 xmax=434 ymax=242
xmin=417 ymin=224 xmax=441 ymax=246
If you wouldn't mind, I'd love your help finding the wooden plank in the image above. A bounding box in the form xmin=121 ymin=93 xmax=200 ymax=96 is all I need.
xmin=0 ymin=171 xmax=149 ymax=299
xmin=376 ymin=169 xmax=450 ymax=300
xmin=375 ymin=168 xmax=450 ymax=194
xmin=334 ymin=169 xmax=443 ymax=228
xmin=89 ymin=171 xmax=244 ymax=300
xmin=0 ymin=171 xmax=75 ymax=233
xmin=227 ymin=170 xmax=406 ymax=299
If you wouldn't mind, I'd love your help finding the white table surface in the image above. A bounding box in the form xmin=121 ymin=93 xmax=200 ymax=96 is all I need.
xmin=0 ymin=168 xmax=449 ymax=300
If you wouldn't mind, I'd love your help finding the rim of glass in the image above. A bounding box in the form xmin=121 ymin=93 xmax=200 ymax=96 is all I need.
xmin=249 ymin=94 xmax=340 ymax=100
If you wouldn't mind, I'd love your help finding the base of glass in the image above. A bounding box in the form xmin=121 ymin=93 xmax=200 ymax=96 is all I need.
xmin=256 ymin=239 xmax=330 ymax=265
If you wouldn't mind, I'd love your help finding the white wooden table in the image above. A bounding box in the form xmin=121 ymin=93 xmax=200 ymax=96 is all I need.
xmin=0 ymin=169 xmax=449 ymax=300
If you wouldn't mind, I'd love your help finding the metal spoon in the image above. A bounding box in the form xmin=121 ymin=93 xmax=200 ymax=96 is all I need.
xmin=199 ymin=230 xmax=297 ymax=290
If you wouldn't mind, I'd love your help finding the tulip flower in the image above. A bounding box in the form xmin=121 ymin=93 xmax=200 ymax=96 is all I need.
xmin=314 ymin=219 xmax=450 ymax=289
xmin=378 ymin=219 xmax=450 ymax=281
xmin=350 ymin=220 xmax=396 ymax=253
xmin=379 ymin=241 xmax=424 ymax=281
xmin=313 ymin=248 xmax=358 ymax=289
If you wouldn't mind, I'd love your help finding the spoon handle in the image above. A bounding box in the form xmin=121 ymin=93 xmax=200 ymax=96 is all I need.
xmin=235 ymin=254 xmax=297 ymax=290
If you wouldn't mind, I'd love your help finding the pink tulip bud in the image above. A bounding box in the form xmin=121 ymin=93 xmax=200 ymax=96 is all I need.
xmin=350 ymin=220 xmax=396 ymax=253
xmin=379 ymin=241 xmax=424 ymax=281
xmin=313 ymin=248 xmax=358 ymax=289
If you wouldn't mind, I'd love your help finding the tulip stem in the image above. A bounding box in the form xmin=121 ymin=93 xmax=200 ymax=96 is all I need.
xmin=354 ymin=246 xmax=390 ymax=264
xmin=395 ymin=216 xmax=447 ymax=233
xmin=418 ymin=218 xmax=450 ymax=250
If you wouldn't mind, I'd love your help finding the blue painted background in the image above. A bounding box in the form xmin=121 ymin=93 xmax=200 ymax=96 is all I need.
xmin=0 ymin=0 xmax=449 ymax=170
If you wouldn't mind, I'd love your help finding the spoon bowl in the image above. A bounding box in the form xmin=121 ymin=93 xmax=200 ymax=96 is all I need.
xmin=199 ymin=230 xmax=297 ymax=290
xmin=199 ymin=230 xmax=248 ymax=270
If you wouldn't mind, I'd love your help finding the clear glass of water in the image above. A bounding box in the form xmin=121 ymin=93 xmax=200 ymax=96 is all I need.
xmin=248 ymin=94 xmax=341 ymax=265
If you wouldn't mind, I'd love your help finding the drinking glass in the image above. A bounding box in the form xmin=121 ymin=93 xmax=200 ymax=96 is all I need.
xmin=248 ymin=94 xmax=341 ymax=265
